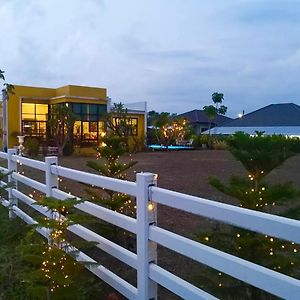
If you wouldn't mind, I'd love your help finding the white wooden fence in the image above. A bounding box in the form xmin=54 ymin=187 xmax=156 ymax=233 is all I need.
xmin=0 ymin=148 xmax=300 ymax=299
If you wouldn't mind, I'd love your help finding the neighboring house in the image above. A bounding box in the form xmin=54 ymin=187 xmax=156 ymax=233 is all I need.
xmin=0 ymin=84 xmax=147 ymax=149
xmin=178 ymin=109 xmax=232 ymax=135
xmin=210 ymin=103 xmax=300 ymax=136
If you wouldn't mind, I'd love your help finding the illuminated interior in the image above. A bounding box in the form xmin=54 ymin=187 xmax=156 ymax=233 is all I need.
xmin=21 ymin=102 xmax=107 ymax=144
xmin=22 ymin=103 xmax=48 ymax=138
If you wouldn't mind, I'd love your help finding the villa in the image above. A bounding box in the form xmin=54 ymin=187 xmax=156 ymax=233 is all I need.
xmin=0 ymin=84 xmax=147 ymax=149
xmin=210 ymin=103 xmax=300 ymax=136
xmin=178 ymin=109 xmax=232 ymax=134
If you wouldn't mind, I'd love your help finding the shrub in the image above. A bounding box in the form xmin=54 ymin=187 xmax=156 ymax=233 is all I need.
xmin=212 ymin=140 xmax=227 ymax=150
xmin=146 ymin=128 xmax=158 ymax=145
xmin=24 ymin=137 xmax=40 ymax=157
xmin=290 ymin=137 xmax=300 ymax=153
xmin=129 ymin=136 xmax=145 ymax=153
xmin=192 ymin=134 xmax=209 ymax=148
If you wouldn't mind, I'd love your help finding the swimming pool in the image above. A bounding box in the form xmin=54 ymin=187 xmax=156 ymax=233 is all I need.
xmin=148 ymin=144 xmax=194 ymax=150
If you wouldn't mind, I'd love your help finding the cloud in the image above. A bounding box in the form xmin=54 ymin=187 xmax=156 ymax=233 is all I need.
xmin=0 ymin=0 xmax=300 ymax=117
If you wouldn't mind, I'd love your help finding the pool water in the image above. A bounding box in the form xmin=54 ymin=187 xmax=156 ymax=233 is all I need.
xmin=148 ymin=144 xmax=193 ymax=150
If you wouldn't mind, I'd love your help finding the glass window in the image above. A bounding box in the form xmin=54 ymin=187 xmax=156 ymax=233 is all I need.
xmin=82 ymin=104 xmax=88 ymax=115
xmin=89 ymin=104 xmax=98 ymax=114
xmin=22 ymin=103 xmax=35 ymax=114
xmin=89 ymin=122 xmax=97 ymax=132
xmin=74 ymin=121 xmax=81 ymax=135
xmin=82 ymin=121 xmax=89 ymax=138
xmin=36 ymin=114 xmax=47 ymax=121
xmin=72 ymin=103 xmax=81 ymax=114
xmin=36 ymin=104 xmax=48 ymax=115
xmin=22 ymin=122 xmax=36 ymax=135
xmin=22 ymin=114 xmax=36 ymax=120
xmin=22 ymin=103 xmax=48 ymax=121
xmin=80 ymin=121 xmax=99 ymax=140
xmin=70 ymin=103 xmax=107 ymax=121
xmin=112 ymin=117 xmax=138 ymax=136
xmin=98 ymin=121 xmax=105 ymax=132
xmin=98 ymin=104 xmax=106 ymax=117
xmin=131 ymin=118 xmax=138 ymax=135
xmin=38 ymin=122 xmax=47 ymax=136
xmin=22 ymin=103 xmax=48 ymax=139
xmin=98 ymin=121 xmax=105 ymax=139
xmin=22 ymin=121 xmax=47 ymax=138
xmin=89 ymin=114 xmax=97 ymax=121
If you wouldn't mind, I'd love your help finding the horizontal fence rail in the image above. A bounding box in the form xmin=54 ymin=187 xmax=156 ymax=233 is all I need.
xmin=149 ymin=264 xmax=218 ymax=300
xmin=12 ymin=154 xmax=46 ymax=171
xmin=150 ymin=186 xmax=300 ymax=244
xmin=0 ymin=149 xmax=300 ymax=299
xmin=52 ymin=188 xmax=138 ymax=234
xmin=149 ymin=226 xmax=300 ymax=299
xmin=51 ymin=165 xmax=137 ymax=196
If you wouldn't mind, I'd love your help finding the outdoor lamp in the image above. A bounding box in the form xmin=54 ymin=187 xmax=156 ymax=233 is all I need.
xmin=17 ymin=135 xmax=25 ymax=156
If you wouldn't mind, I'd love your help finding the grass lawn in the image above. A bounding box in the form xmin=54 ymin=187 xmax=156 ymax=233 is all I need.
xmin=1 ymin=149 xmax=300 ymax=299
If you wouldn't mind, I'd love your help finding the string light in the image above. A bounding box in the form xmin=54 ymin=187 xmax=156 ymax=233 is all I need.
xmin=148 ymin=203 xmax=154 ymax=211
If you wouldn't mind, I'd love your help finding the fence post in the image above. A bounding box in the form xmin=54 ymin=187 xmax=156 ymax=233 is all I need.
xmin=136 ymin=172 xmax=158 ymax=300
xmin=45 ymin=156 xmax=58 ymax=197
xmin=7 ymin=148 xmax=17 ymax=218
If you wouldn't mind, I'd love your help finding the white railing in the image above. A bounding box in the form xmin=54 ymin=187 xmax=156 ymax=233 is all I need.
xmin=0 ymin=148 xmax=300 ymax=299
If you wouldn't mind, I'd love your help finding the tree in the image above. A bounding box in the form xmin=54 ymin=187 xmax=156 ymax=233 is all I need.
xmin=104 ymin=103 xmax=135 ymax=144
xmin=203 ymin=92 xmax=227 ymax=135
xmin=20 ymin=196 xmax=97 ymax=299
xmin=86 ymin=135 xmax=137 ymax=240
xmin=48 ymin=104 xmax=75 ymax=154
xmin=197 ymin=133 xmax=300 ymax=298
xmin=0 ymin=69 xmax=14 ymax=95
xmin=161 ymin=117 xmax=189 ymax=147
xmin=149 ymin=111 xmax=190 ymax=147
xmin=0 ymin=194 xmax=103 ymax=299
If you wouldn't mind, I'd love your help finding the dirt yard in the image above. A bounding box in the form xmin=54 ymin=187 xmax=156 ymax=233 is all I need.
xmin=57 ymin=150 xmax=300 ymax=235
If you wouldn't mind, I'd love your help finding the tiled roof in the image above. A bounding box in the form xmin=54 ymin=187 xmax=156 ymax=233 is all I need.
xmin=222 ymin=103 xmax=300 ymax=127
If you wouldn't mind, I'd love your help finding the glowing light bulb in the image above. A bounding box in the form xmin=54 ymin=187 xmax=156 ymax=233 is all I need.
xmin=148 ymin=203 xmax=154 ymax=211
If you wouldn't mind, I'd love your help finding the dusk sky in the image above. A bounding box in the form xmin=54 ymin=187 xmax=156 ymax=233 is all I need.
xmin=1 ymin=0 xmax=300 ymax=117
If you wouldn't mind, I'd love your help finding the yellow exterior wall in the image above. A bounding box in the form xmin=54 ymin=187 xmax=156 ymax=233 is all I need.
xmin=128 ymin=113 xmax=146 ymax=151
xmin=55 ymin=85 xmax=107 ymax=99
xmin=6 ymin=85 xmax=56 ymax=147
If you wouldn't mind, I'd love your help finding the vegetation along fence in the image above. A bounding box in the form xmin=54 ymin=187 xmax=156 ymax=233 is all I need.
xmin=0 ymin=148 xmax=300 ymax=299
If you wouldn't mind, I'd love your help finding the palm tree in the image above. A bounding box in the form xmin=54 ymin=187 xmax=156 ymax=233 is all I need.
xmin=203 ymin=92 xmax=227 ymax=135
